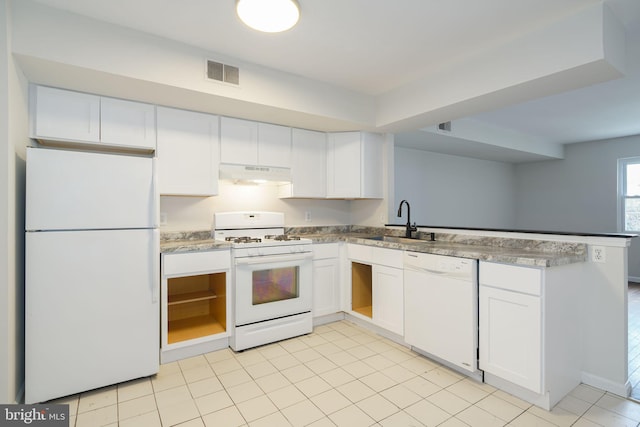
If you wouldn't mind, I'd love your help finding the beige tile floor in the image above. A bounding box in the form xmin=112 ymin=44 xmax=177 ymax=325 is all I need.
xmin=53 ymin=320 xmax=640 ymax=427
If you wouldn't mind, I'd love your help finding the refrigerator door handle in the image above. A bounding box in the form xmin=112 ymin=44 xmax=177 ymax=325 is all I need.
xmin=152 ymin=157 xmax=160 ymax=228
xmin=152 ymin=229 xmax=160 ymax=303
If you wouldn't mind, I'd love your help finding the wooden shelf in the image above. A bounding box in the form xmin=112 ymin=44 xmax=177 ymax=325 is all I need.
xmin=353 ymin=305 xmax=372 ymax=319
xmin=168 ymin=290 xmax=217 ymax=305
xmin=168 ymin=315 xmax=225 ymax=344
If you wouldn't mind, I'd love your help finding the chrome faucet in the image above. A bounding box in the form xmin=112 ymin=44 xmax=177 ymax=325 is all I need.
xmin=397 ymin=199 xmax=417 ymax=238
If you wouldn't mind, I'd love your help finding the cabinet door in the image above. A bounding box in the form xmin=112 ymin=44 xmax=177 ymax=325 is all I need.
xmin=220 ymin=117 xmax=258 ymax=164
xmin=479 ymin=285 xmax=542 ymax=393
xmin=373 ymin=265 xmax=403 ymax=335
xmin=100 ymin=97 xmax=156 ymax=151
xmin=327 ymin=132 xmax=361 ymax=198
xmin=32 ymin=86 xmax=100 ymax=142
xmin=157 ymin=107 xmax=219 ymax=196
xmin=258 ymin=123 xmax=291 ymax=168
xmin=312 ymin=258 xmax=340 ymax=317
xmin=288 ymin=129 xmax=326 ymax=198
xmin=361 ymin=132 xmax=384 ymax=198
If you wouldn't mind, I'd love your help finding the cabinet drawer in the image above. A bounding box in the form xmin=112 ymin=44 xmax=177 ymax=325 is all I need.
xmin=313 ymin=243 xmax=340 ymax=260
xmin=347 ymin=244 xmax=402 ymax=268
xmin=163 ymin=251 xmax=230 ymax=276
xmin=372 ymin=247 xmax=403 ymax=268
xmin=480 ymin=262 xmax=541 ymax=296
xmin=347 ymin=243 xmax=372 ymax=263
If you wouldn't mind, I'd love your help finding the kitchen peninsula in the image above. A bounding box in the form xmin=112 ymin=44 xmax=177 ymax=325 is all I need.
xmin=160 ymin=223 xmax=635 ymax=410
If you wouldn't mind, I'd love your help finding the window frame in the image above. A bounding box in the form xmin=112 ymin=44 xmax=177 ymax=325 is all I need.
xmin=618 ymin=156 xmax=640 ymax=233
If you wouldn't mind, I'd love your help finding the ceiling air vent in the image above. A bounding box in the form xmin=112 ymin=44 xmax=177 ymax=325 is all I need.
xmin=206 ymin=60 xmax=240 ymax=85
xmin=438 ymin=121 xmax=452 ymax=132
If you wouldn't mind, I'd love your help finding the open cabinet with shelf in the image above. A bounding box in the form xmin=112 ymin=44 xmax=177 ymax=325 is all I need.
xmin=351 ymin=262 xmax=373 ymax=318
xmin=161 ymin=250 xmax=231 ymax=363
xmin=167 ymin=273 xmax=227 ymax=344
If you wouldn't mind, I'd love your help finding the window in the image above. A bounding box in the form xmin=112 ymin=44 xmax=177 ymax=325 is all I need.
xmin=619 ymin=157 xmax=640 ymax=232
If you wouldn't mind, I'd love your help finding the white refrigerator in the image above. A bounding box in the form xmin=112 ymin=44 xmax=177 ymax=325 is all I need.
xmin=25 ymin=147 xmax=160 ymax=404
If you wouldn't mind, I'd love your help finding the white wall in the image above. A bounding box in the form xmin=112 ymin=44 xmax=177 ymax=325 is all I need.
xmin=160 ymin=181 xmax=352 ymax=232
xmin=0 ymin=0 xmax=28 ymax=404
xmin=515 ymin=135 xmax=640 ymax=280
xmin=393 ymin=147 xmax=517 ymax=228
xmin=0 ymin=0 xmax=10 ymax=405
xmin=10 ymin=0 xmax=375 ymax=132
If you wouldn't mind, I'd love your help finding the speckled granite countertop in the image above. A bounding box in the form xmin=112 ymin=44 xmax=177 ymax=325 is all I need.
xmin=161 ymin=227 xmax=587 ymax=267
xmin=307 ymin=233 xmax=585 ymax=267
xmin=160 ymin=231 xmax=229 ymax=253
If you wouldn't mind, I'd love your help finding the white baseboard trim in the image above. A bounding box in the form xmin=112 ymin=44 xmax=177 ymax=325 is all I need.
xmin=161 ymin=338 xmax=229 ymax=364
xmin=581 ymin=372 xmax=632 ymax=397
xmin=313 ymin=312 xmax=345 ymax=327
xmin=628 ymin=276 xmax=640 ymax=283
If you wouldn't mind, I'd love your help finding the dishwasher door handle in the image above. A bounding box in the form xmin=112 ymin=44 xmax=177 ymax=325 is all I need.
xmin=404 ymin=265 xmax=449 ymax=276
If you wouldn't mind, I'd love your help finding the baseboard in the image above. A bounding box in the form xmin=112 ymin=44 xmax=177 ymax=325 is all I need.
xmin=342 ymin=313 xmax=406 ymax=346
xmin=629 ymin=276 xmax=640 ymax=283
xmin=313 ymin=312 xmax=345 ymax=326
xmin=581 ymin=371 xmax=632 ymax=398
xmin=161 ymin=337 xmax=229 ymax=364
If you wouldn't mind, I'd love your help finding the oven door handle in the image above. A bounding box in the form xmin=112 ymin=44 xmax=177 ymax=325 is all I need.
xmin=235 ymin=252 xmax=313 ymax=265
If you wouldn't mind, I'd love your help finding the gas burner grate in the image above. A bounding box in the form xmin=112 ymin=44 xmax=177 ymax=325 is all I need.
xmin=225 ymin=236 xmax=262 ymax=244
xmin=264 ymin=234 xmax=302 ymax=241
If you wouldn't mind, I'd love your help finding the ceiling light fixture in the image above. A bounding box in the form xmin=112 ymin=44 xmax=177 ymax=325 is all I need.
xmin=236 ymin=0 xmax=300 ymax=33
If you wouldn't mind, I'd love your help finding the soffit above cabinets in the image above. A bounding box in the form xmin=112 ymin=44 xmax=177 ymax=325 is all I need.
xmin=14 ymin=0 xmax=640 ymax=162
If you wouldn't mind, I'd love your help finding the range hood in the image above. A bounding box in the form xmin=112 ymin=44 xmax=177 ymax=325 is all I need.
xmin=219 ymin=163 xmax=291 ymax=184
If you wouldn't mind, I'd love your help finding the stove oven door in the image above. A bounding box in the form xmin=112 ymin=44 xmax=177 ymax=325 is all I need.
xmin=234 ymin=252 xmax=313 ymax=326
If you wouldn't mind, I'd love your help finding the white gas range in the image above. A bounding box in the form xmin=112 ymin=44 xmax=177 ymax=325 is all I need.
xmin=213 ymin=212 xmax=313 ymax=351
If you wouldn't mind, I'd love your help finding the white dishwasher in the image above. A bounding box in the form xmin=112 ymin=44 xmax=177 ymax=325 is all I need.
xmin=404 ymin=251 xmax=480 ymax=376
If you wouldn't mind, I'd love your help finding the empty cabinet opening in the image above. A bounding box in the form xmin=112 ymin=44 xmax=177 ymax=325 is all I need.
xmin=167 ymin=272 xmax=226 ymax=344
xmin=351 ymin=262 xmax=372 ymax=318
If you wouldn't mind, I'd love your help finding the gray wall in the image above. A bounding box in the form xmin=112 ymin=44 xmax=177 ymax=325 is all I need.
xmin=394 ymin=147 xmax=517 ymax=228
xmin=515 ymin=135 xmax=640 ymax=280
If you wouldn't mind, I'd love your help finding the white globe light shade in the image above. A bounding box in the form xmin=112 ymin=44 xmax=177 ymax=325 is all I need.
xmin=236 ymin=0 xmax=300 ymax=33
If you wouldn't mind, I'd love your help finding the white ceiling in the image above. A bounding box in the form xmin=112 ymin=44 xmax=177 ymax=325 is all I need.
xmin=28 ymin=0 xmax=640 ymax=162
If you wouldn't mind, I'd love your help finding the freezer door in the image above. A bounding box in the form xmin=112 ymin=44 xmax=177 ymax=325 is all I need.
xmin=25 ymin=229 xmax=160 ymax=404
xmin=26 ymin=147 xmax=157 ymax=230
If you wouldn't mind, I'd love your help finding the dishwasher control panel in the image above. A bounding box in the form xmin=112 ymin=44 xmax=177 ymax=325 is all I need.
xmin=404 ymin=251 xmax=475 ymax=277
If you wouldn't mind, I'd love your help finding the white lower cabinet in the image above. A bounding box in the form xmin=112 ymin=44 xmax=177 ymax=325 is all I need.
xmin=161 ymin=250 xmax=231 ymax=363
xmin=348 ymin=244 xmax=403 ymax=336
xmin=372 ymin=265 xmax=404 ymax=335
xmin=479 ymin=261 xmax=581 ymax=410
xmin=312 ymin=243 xmax=341 ymax=318
xmin=479 ymin=281 xmax=542 ymax=393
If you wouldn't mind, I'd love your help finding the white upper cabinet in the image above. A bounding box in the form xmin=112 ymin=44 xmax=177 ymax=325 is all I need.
xmin=279 ymin=128 xmax=326 ymax=198
xmin=31 ymin=86 xmax=100 ymax=143
xmin=326 ymin=131 xmax=383 ymax=199
xmin=257 ymin=123 xmax=291 ymax=168
xmin=156 ymin=107 xmax=220 ymax=196
xmin=30 ymin=85 xmax=156 ymax=152
xmin=220 ymin=117 xmax=258 ymax=165
xmin=220 ymin=117 xmax=292 ymax=168
xmin=100 ymin=97 xmax=156 ymax=151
